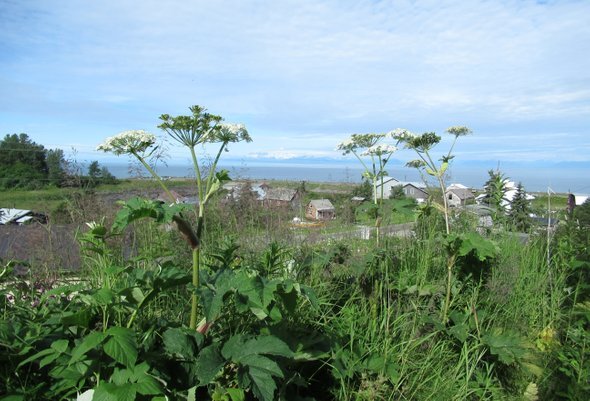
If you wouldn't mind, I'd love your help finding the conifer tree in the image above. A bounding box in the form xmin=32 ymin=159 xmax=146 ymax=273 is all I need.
xmin=509 ymin=182 xmax=532 ymax=231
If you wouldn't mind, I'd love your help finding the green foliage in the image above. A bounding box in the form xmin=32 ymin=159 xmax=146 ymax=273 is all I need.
xmin=388 ymin=184 xmax=405 ymax=200
xmin=351 ymin=179 xmax=372 ymax=199
xmin=0 ymin=133 xmax=48 ymax=189
xmin=46 ymin=148 xmax=67 ymax=187
xmin=509 ymin=182 xmax=532 ymax=231
xmin=483 ymin=169 xmax=509 ymax=215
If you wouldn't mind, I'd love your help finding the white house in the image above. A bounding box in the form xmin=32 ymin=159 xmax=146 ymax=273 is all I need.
xmin=374 ymin=176 xmax=401 ymax=199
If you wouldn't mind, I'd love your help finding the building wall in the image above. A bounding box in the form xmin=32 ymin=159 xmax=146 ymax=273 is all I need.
xmin=404 ymin=185 xmax=428 ymax=200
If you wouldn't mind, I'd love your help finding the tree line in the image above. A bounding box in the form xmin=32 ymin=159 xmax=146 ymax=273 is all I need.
xmin=0 ymin=133 xmax=117 ymax=190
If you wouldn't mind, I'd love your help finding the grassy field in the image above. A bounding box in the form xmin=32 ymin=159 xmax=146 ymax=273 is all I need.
xmin=1 ymin=180 xmax=586 ymax=401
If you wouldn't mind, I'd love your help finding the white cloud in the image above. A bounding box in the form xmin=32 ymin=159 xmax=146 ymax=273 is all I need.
xmin=0 ymin=0 xmax=589 ymax=166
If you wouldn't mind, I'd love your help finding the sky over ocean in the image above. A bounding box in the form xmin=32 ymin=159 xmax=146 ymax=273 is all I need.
xmin=1 ymin=0 xmax=589 ymax=194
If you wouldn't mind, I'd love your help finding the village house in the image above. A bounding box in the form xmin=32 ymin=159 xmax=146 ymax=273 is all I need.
xmin=262 ymin=187 xmax=301 ymax=209
xmin=446 ymin=186 xmax=475 ymax=207
xmin=223 ymin=182 xmax=300 ymax=209
xmin=375 ymin=177 xmax=428 ymax=202
xmin=399 ymin=182 xmax=428 ymax=202
xmin=306 ymin=199 xmax=336 ymax=220
xmin=374 ymin=176 xmax=401 ymax=199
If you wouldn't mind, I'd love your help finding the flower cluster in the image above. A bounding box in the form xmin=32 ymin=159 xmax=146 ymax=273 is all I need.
xmin=336 ymin=133 xmax=384 ymax=155
xmin=97 ymin=130 xmax=156 ymax=155
xmin=446 ymin=126 xmax=472 ymax=137
xmin=360 ymin=144 xmax=398 ymax=157
xmin=389 ymin=128 xmax=417 ymax=142
xmin=217 ymin=123 xmax=252 ymax=144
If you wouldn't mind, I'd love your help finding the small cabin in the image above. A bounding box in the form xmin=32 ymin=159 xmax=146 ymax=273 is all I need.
xmin=306 ymin=199 xmax=336 ymax=221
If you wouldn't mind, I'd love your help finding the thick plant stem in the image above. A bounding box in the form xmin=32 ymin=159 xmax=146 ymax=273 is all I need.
xmin=189 ymin=247 xmax=200 ymax=330
xmin=441 ymin=254 xmax=456 ymax=323
xmin=438 ymin=175 xmax=450 ymax=235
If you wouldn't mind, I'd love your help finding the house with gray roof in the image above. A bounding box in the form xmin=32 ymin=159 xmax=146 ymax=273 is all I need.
xmin=375 ymin=177 xmax=428 ymax=201
xmin=263 ymin=187 xmax=301 ymax=208
xmin=306 ymin=199 xmax=335 ymax=220
xmin=446 ymin=187 xmax=475 ymax=207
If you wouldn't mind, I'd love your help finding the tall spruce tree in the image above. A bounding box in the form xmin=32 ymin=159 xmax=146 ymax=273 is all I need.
xmin=509 ymin=182 xmax=532 ymax=231
xmin=483 ymin=169 xmax=509 ymax=215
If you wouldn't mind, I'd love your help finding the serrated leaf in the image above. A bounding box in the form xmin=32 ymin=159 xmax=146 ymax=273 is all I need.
xmin=222 ymin=335 xmax=293 ymax=361
xmin=93 ymin=382 xmax=137 ymax=401
xmin=195 ymin=344 xmax=225 ymax=385
xmin=105 ymin=327 xmax=137 ymax=367
xmin=240 ymin=354 xmax=283 ymax=378
xmin=457 ymin=232 xmax=497 ymax=261
xmin=248 ymin=366 xmax=277 ymax=401
xmin=162 ymin=327 xmax=203 ymax=358
xmin=50 ymin=339 xmax=69 ymax=353
xmin=93 ymin=288 xmax=116 ymax=306
xmin=111 ymin=367 xmax=133 ymax=385
xmin=135 ymin=370 xmax=163 ymax=395
xmin=226 ymin=388 xmax=245 ymax=401
xmin=61 ymin=307 xmax=94 ymax=328
xmin=69 ymin=331 xmax=106 ymax=364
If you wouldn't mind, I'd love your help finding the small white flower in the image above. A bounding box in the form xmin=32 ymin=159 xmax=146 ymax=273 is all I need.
xmin=5 ymin=291 xmax=15 ymax=304
xmin=85 ymin=221 xmax=99 ymax=229
xmin=97 ymin=130 xmax=156 ymax=155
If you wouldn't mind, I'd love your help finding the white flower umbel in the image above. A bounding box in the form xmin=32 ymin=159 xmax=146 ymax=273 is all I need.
xmin=97 ymin=130 xmax=156 ymax=155
xmin=216 ymin=123 xmax=251 ymax=143
xmin=389 ymin=128 xmax=417 ymax=142
xmin=335 ymin=138 xmax=355 ymax=151
xmin=360 ymin=144 xmax=398 ymax=157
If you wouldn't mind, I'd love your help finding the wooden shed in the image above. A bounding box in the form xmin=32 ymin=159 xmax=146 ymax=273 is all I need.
xmin=306 ymin=199 xmax=336 ymax=220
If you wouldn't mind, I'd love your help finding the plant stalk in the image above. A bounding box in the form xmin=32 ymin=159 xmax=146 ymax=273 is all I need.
xmin=189 ymin=246 xmax=200 ymax=330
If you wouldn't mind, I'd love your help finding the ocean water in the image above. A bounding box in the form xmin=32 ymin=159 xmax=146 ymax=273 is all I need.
xmin=103 ymin=162 xmax=590 ymax=195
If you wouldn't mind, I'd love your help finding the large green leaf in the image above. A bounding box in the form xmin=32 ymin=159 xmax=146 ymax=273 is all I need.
xmin=482 ymin=329 xmax=535 ymax=366
xmin=93 ymin=288 xmax=117 ymax=306
xmin=239 ymin=355 xmax=283 ymax=378
xmin=195 ymin=344 xmax=225 ymax=385
xmin=104 ymin=327 xmax=137 ymax=367
xmin=447 ymin=232 xmax=498 ymax=261
xmin=222 ymin=334 xmax=293 ymax=361
xmin=93 ymin=382 xmax=137 ymax=401
xmin=61 ymin=307 xmax=94 ymax=328
xmin=112 ymin=197 xmax=190 ymax=233
xmin=69 ymin=331 xmax=107 ymax=364
xmin=248 ymin=366 xmax=277 ymax=401
xmin=162 ymin=327 xmax=203 ymax=359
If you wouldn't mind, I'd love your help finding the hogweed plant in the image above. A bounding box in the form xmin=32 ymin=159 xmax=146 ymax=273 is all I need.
xmin=98 ymin=105 xmax=251 ymax=330
xmin=337 ymin=133 xmax=398 ymax=243
xmin=392 ymin=126 xmax=471 ymax=235
xmin=392 ymin=126 xmax=490 ymax=323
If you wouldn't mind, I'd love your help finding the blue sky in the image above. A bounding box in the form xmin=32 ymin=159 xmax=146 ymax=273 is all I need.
xmin=1 ymin=0 xmax=589 ymax=190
